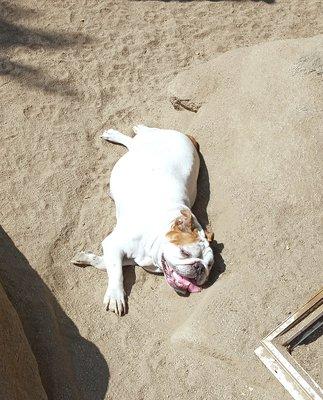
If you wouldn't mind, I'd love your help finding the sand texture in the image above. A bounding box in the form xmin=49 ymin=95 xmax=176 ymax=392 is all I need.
xmin=0 ymin=1 xmax=322 ymax=399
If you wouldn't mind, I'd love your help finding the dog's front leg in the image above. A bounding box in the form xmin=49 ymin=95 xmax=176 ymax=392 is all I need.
xmin=102 ymin=236 xmax=126 ymax=316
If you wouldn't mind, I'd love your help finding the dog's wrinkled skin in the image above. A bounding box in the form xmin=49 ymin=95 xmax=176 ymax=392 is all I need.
xmin=72 ymin=125 xmax=214 ymax=316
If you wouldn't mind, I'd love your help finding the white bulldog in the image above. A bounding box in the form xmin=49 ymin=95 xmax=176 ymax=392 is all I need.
xmin=72 ymin=125 xmax=214 ymax=315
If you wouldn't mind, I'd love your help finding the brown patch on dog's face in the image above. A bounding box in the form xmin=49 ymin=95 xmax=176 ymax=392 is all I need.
xmin=166 ymin=230 xmax=199 ymax=246
xmin=166 ymin=209 xmax=199 ymax=245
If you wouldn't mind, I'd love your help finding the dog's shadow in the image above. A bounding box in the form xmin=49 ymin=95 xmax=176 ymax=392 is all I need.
xmin=192 ymin=152 xmax=226 ymax=289
xmin=123 ymin=265 xmax=137 ymax=298
xmin=204 ymin=240 xmax=226 ymax=288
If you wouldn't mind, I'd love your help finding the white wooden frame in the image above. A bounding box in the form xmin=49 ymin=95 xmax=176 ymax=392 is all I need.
xmin=255 ymin=288 xmax=323 ymax=400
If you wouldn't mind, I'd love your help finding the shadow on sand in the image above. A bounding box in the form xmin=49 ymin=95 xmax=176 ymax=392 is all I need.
xmin=192 ymin=152 xmax=226 ymax=289
xmin=0 ymin=1 xmax=90 ymax=96
xmin=0 ymin=226 xmax=109 ymax=400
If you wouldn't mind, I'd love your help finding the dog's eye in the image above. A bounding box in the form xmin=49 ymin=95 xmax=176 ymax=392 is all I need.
xmin=180 ymin=249 xmax=191 ymax=258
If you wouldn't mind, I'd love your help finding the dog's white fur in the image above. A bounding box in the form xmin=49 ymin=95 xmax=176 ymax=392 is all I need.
xmin=72 ymin=125 xmax=213 ymax=315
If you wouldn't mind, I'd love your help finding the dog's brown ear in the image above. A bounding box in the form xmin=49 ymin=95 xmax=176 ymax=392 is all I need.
xmin=204 ymin=224 xmax=214 ymax=242
xmin=167 ymin=209 xmax=199 ymax=245
xmin=174 ymin=209 xmax=194 ymax=233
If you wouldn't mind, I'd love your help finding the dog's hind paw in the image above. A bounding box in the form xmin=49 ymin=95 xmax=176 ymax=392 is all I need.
xmin=71 ymin=251 xmax=94 ymax=267
xmin=101 ymin=129 xmax=118 ymax=140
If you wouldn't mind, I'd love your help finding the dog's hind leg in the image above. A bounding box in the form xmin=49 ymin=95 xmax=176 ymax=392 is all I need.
xmin=71 ymin=251 xmax=106 ymax=270
xmin=101 ymin=129 xmax=133 ymax=150
xmin=71 ymin=251 xmax=136 ymax=270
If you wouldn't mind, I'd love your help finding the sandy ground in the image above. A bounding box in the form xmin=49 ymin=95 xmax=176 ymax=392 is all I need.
xmin=0 ymin=1 xmax=322 ymax=399
xmin=292 ymin=325 xmax=323 ymax=386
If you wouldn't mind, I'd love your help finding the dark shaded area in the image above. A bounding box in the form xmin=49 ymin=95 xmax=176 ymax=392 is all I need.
xmin=192 ymin=152 xmax=226 ymax=288
xmin=192 ymin=152 xmax=211 ymax=229
xmin=123 ymin=265 xmax=137 ymax=313
xmin=289 ymin=317 xmax=323 ymax=350
xmin=0 ymin=58 xmax=78 ymax=95
xmin=123 ymin=265 xmax=137 ymax=298
xmin=204 ymin=241 xmax=226 ymax=287
xmin=300 ymin=322 xmax=323 ymax=346
xmin=0 ymin=226 xmax=109 ymax=400
xmin=0 ymin=1 xmax=90 ymax=96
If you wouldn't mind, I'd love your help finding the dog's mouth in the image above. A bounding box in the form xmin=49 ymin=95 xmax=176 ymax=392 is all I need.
xmin=161 ymin=254 xmax=201 ymax=294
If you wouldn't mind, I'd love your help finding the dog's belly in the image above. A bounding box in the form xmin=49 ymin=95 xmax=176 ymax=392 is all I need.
xmin=110 ymin=129 xmax=200 ymax=223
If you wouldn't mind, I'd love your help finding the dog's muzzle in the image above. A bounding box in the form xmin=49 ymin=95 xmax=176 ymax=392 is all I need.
xmin=160 ymin=254 xmax=204 ymax=294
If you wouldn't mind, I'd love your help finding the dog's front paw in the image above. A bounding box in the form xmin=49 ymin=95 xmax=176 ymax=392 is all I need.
xmin=103 ymin=287 xmax=127 ymax=316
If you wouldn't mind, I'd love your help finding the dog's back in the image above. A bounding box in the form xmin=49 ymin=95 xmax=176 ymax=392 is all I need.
xmin=110 ymin=127 xmax=200 ymax=227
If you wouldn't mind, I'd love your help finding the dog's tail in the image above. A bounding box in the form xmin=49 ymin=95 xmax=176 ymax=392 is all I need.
xmin=132 ymin=124 xmax=150 ymax=135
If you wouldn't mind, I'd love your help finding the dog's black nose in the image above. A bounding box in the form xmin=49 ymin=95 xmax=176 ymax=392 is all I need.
xmin=194 ymin=262 xmax=204 ymax=277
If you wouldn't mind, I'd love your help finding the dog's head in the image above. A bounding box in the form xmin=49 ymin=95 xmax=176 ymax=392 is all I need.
xmin=159 ymin=209 xmax=214 ymax=294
